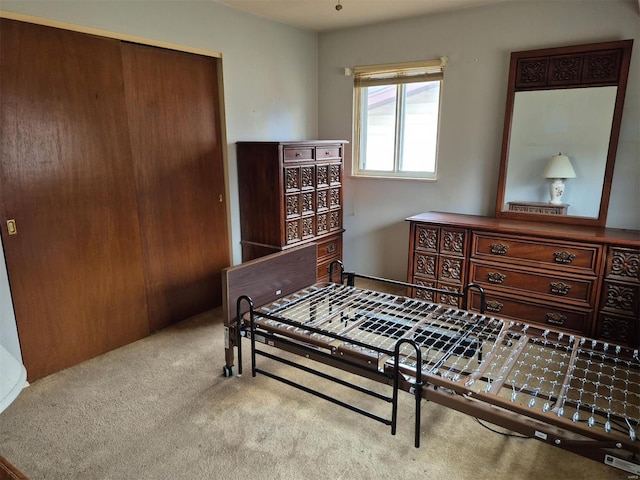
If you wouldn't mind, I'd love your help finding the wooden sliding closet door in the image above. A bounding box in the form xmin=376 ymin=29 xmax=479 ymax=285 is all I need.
xmin=121 ymin=43 xmax=229 ymax=331
xmin=0 ymin=20 xmax=149 ymax=381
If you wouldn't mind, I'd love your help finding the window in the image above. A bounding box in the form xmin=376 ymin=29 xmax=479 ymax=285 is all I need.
xmin=352 ymin=58 xmax=446 ymax=180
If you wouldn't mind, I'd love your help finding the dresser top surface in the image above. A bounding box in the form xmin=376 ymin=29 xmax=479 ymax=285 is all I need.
xmin=406 ymin=212 xmax=640 ymax=247
xmin=236 ymin=140 xmax=348 ymax=146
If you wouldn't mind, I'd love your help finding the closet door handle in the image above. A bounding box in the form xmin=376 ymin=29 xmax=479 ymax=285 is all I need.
xmin=6 ymin=219 xmax=17 ymax=235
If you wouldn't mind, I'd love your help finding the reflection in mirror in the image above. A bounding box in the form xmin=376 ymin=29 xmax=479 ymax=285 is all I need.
xmin=503 ymin=87 xmax=617 ymax=218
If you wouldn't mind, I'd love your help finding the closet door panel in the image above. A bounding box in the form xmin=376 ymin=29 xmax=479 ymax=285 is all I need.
xmin=0 ymin=19 xmax=149 ymax=381
xmin=121 ymin=43 xmax=229 ymax=331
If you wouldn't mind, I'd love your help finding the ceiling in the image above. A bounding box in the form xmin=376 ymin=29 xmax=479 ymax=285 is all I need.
xmin=215 ymin=0 xmax=513 ymax=32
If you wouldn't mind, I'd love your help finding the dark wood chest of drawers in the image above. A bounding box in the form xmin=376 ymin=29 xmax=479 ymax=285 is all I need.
xmin=237 ymin=141 xmax=347 ymax=282
xmin=407 ymin=212 xmax=640 ymax=346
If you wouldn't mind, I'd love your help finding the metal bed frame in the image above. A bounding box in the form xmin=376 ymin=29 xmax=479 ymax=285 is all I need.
xmin=221 ymin=244 xmax=639 ymax=475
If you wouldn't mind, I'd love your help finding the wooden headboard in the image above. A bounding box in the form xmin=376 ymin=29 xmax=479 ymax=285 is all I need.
xmin=221 ymin=244 xmax=318 ymax=329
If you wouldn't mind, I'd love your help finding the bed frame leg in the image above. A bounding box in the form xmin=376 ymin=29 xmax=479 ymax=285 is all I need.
xmin=233 ymin=295 xmax=254 ymax=377
xmin=328 ymin=260 xmax=345 ymax=283
xmin=393 ymin=339 xmax=423 ymax=448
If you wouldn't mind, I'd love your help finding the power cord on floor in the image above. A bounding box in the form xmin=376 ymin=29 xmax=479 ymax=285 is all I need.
xmin=474 ymin=417 xmax=531 ymax=438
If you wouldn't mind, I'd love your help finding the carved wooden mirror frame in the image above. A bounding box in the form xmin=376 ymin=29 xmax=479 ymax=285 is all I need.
xmin=495 ymin=39 xmax=633 ymax=227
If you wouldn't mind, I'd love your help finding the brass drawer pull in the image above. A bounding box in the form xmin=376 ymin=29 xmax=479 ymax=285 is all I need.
xmin=486 ymin=300 xmax=503 ymax=313
xmin=490 ymin=243 xmax=509 ymax=255
xmin=326 ymin=244 xmax=335 ymax=254
xmin=550 ymin=282 xmax=571 ymax=295
xmin=546 ymin=312 xmax=566 ymax=326
xmin=554 ymin=251 xmax=576 ymax=264
xmin=487 ymin=272 xmax=506 ymax=284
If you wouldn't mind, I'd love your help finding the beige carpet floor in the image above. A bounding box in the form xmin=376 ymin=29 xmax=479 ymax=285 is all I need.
xmin=0 ymin=307 xmax=631 ymax=480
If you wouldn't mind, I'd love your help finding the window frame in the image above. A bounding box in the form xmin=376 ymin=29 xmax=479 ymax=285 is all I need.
xmin=351 ymin=58 xmax=446 ymax=180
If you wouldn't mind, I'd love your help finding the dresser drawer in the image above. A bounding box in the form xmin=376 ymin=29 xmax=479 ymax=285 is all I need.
xmin=413 ymin=224 xmax=438 ymax=252
xmin=411 ymin=279 xmax=462 ymax=308
xmin=438 ymin=255 xmax=466 ymax=285
xmin=283 ymin=147 xmax=314 ymax=162
xmin=469 ymin=261 xmax=596 ymax=306
xmin=316 ymin=146 xmax=342 ymax=159
xmin=316 ymin=235 xmax=342 ymax=282
xmin=596 ymin=312 xmax=639 ymax=348
xmin=317 ymin=235 xmax=342 ymax=261
xmin=412 ymin=253 xmax=437 ymax=280
xmin=599 ymin=279 xmax=640 ymax=318
xmin=605 ymin=246 xmax=640 ymax=284
xmin=413 ymin=224 xmax=468 ymax=256
xmin=318 ymin=254 xmax=341 ymax=282
xmin=472 ymin=233 xmax=602 ymax=275
xmin=469 ymin=291 xmax=591 ymax=334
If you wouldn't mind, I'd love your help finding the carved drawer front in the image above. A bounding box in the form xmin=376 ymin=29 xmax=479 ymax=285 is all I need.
xmin=329 ymin=164 xmax=342 ymax=185
xmin=285 ymin=219 xmax=301 ymax=245
xmin=411 ymin=278 xmax=435 ymax=302
xmin=411 ymin=279 xmax=462 ymax=308
xmin=600 ymin=280 xmax=640 ymax=318
xmin=414 ymin=224 xmax=439 ymax=253
xmin=469 ymin=291 xmax=590 ymax=335
xmin=605 ymin=247 xmax=640 ymax=283
xmin=285 ymin=193 xmax=300 ymax=219
xmin=284 ymin=166 xmax=301 ymax=192
xmin=316 ymin=189 xmax=329 ymax=211
xmin=316 ymin=213 xmax=329 ymax=235
xmin=469 ymin=261 xmax=595 ymax=306
xmin=413 ymin=253 xmax=438 ymax=280
xmin=302 ymin=216 xmax=315 ymax=240
xmin=472 ymin=233 xmax=601 ymax=275
xmin=596 ymin=313 xmax=638 ymax=348
xmin=439 ymin=228 xmax=467 ymax=256
xmin=438 ymin=255 xmax=465 ymax=285
xmin=301 ymin=192 xmax=314 ymax=215
xmin=316 ymin=165 xmax=330 ymax=187
xmin=301 ymin=166 xmax=315 ymax=189
xmin=283 ymin=147 xmax=314 ymax=162
xmin=316 ymin=146 xmax=341 ymax=159
xmin=329 ymin=187 xmax=341 ymax=209
xmin=329 ymin=210 xmax=341 ymax=232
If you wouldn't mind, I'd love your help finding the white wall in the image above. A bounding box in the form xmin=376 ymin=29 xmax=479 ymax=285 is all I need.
xmin=318 ymin=0 xmax=640 ymax=280
xmin=0 ymin=0 xmax=318 ymax=366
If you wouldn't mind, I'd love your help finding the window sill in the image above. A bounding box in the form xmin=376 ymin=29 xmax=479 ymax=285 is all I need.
xmin=349 ymin=174 xmax=437 ymax=182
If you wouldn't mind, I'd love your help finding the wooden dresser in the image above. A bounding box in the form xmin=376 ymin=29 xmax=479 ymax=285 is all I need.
xmin=406 ymin=212 xmax=640 ymax=346
xmin=236 ymin=141 xmax=347 ymax=282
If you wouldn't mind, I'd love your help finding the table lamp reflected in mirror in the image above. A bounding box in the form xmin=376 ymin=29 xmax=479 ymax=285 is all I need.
xmin=543 ymin=153 xmax=576 ymax=204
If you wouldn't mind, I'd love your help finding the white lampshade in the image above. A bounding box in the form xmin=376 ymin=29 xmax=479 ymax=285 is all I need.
xmin=543 ymin=153 xmax=576 ymax=179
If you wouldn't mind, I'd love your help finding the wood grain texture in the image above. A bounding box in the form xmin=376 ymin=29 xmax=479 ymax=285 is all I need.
xmin=222 ymin=244 xmax=318 ymax=328
xmin=121 ymin=43 xmax=229 ymax=331
xmin=407 ymin=212 xmax=639 ymax=343
xmin=0 ymin=19 xmax=149 ymax=381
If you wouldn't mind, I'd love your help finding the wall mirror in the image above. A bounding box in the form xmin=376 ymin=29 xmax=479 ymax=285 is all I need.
xmin=495 ymin=39 xmax=633 ymax=227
